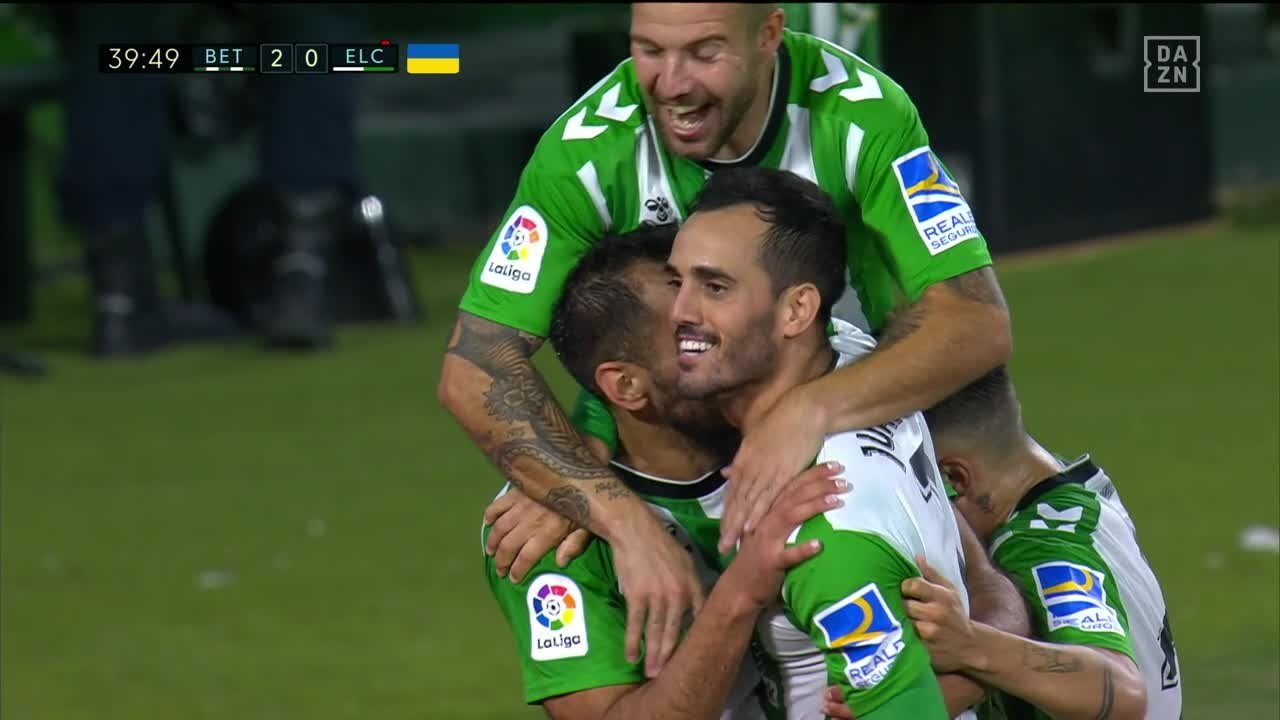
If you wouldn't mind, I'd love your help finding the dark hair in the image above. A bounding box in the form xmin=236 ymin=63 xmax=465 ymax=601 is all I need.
xmin=549 ymin=223 xmax=678 ymax=395
xmin=923 ymin=366 xmax=1023 ymax=451
xmin=692 ymin=166 xmax=848 ymax=324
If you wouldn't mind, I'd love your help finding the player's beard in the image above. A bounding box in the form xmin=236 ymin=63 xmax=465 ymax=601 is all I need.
xmin=652 ymin=62 xmax=761 ymax=161
xmin=675 ymin=308 xmax=778 ymax=403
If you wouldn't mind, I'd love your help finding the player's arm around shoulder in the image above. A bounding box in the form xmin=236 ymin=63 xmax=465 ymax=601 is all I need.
xmin=482 ymin=530 xmax=646 ymax=715
xmin=970 ymin=521 xmax=1148 ymax=720
xmin=770 ymin=44 xmax=1011 ymax=458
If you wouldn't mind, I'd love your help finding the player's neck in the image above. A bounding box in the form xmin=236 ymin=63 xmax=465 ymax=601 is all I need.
xmin=726 ymin=338 xmax=833 ymax=435
xmin=715 ymin=53 xmax=778 ymax=161
xmin=613 ymin=414 xmax=722 ymax=482
xmin=1002 ymin=436 xmax=1069 ymax=516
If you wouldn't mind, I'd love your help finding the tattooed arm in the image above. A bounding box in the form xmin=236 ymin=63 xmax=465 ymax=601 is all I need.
xmin=963 ymin=628 xmax=1148 ymax=720
xmin=805 ymin=265 xmax=1012 ymax=433
xmin=438 ymin=311 xmax=705 ymax=675
xmin=439 ymin=311 xmax=618 ymax=525
xmin=901 ymin=557 xmax=1146 ymax=720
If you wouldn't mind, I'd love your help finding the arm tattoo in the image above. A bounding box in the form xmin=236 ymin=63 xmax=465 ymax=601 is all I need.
xmin=594 ymin=478 xmax=632 ymax=501
xmin=1026 ymin=644 xmax=1084 ymax=674
xmin=943 ymin=266 xmax=1008 ymax=310
xmin=544 ymin=486 xmax=593 ymax=529
xmin=878 ymin=303 xmax=926 ymax=348
xmin=446 ymin=313 xmax=635 ymax=523
xmin=1094 ymin=664 xmax=1115 ymax=720
xmin=878 ymin=266 xmax=1007 ymax=348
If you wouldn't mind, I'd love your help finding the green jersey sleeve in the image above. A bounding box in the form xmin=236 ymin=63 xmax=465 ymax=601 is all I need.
xmin=783 ymin=527 xmax=946 ymax=717
xmin=571 ymin=389 xmax=619 ymax=457
xmin=483 ymin=526 xmax=642 ymax=703
xmin=992 ymin=531 xmax=1136 ymax=663
xmin=457 ymin=150 xmax=607 ymax=338
xmin=850 ymin=90 xmax=993 ymax=302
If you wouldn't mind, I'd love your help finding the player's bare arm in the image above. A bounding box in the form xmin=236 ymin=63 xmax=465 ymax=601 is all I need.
xmin=439 ymin=311 xmax=705 ymax=674
xmin=539 ymin=465 xmax=844 ymax=720
xmin=719 ymin=266 xmax=1011 ymax=551
xmin=810 ymin=264 xmax=1010 ymax=435
xmin=922 ymin=504 xmax=1029 ymax=716
xmin=903 ymin=557 xmax=1147 ymax=720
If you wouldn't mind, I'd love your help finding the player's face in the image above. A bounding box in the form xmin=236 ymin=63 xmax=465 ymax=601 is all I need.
xmin=629 ymin=3 xmax=766 ymax=160
xmin=667 ymin=204 xmax=781 ymax=401
xmin=936 ymin=452 xmax=1004 ymax=540
xmin=628 ymin=263 xmax=729 ymax=433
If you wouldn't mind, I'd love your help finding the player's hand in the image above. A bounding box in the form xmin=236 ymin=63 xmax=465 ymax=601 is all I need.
xmin=611 ymin=513 xmax=707 ymax=678
xmin=483 ymin=488 xmax=592 ymax=583
xmin=721 ymin=462 xmax=846 ymax=609
xmin=822 ymin=685 xmax=857 ymax=719
xmin=902 ymin=555 xmax=978 ymax=673
xmin=719 ymin=385 xmax=828 ymax=555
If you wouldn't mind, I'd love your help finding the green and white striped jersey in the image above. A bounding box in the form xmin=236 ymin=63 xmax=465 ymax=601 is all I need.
xmin=755 ymin=337 xmax=972 ymax=720
xmin=984 ymin=457 xmax=1183 ymax=720
xmin=457 ymin=27 xmax=994 ymax=454
xmin=482 ymin=463 xmax=782 ymax=719
xmin=460 ymin=28 xmax=990 ymax=338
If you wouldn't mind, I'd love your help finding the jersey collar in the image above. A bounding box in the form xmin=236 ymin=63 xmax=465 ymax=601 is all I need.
xmin=610 ymin=460 xmax=727 ymax=500
xmin=1013 ymin=454 xmax=1101 ymax=513
xmin=697 ymin=40 xmax=792 ymax=172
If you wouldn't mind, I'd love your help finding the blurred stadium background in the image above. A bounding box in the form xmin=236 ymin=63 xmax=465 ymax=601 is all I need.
xmin=1 ymin=3 xmax=1277 ymax=718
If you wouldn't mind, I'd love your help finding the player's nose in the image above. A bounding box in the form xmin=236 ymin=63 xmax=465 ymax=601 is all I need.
xmin=670 ymin=282 xmax=700 ymax=327
xmin=654 ymin=57 xmax=696 ymax=102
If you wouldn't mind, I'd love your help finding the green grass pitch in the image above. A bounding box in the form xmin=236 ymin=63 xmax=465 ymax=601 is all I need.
xmin=2 ymin=219 xmax=1276 ymax=719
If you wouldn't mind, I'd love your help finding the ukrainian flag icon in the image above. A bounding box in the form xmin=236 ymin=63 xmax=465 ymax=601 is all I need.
xmin=407 ymin=44 xmax=459 ymax=74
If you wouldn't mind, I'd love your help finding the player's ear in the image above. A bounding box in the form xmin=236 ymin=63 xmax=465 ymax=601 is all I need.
xmin=938 ymin=456 xmax=973 ymax=497
xmin=753 ymin=5 xmax=785 ymax=53
xmin=594 ymin=361 xmax=650 ymax=412
xmin=778 ymin=283 xmax=821 ymax=339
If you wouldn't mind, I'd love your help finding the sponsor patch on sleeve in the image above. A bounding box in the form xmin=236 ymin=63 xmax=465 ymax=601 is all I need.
xmin=814 ymin=583 xmax=905 ymax=690
xmin=1032 ymin=561 xmax=1125 ymax=635
xmin=527 ymin=573 xmax=590 ymax=661
xmin=480 ymin=205 xmax=548 ymax=294
xmin=892 ymin=147 xmax=980 ymax=256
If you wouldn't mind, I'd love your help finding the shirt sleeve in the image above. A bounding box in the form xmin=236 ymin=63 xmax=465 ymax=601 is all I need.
xmin=993 ymin=531 xmax=1137 ymax=662
xmin=571 ymin=389 xmax=619 ymax=457
xmin=853 ymin=107 xmax=993 ymax=302
xmin=783 ymin=527 xmax=948 ymax=717
xmin=458 ymin=157 xmax=607 ymax=338
xmin=483 ymin=527 xmax=643 ymax=703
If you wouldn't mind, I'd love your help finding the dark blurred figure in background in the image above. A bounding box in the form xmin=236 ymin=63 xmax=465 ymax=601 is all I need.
xmin=58 ymin=4 xmax=361 ymax=358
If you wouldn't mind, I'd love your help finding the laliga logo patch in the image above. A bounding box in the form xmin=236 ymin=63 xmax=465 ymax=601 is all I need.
xmin=481 ymin=205 xmax=548 ymax=294
xmin=528 ymin=574 xmax=589 ymax=661
xmin=1033 ymin=562 xmax=1124 ymax=636
xmin=893 ymin=147 xmax=980 ymax=256
xmin=815 ymin=583 xmax=905 ymax=690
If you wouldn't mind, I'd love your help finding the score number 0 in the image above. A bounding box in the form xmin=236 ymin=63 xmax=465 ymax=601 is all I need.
xmin=295 ymin=44 xmax=328 ymax=74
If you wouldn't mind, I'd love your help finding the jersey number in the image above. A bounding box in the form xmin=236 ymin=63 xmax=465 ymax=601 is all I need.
xmin=909 ymin=445 xmax=939 ymax=504
xmin=1159 ymin=611 xmax=1181 ymax=690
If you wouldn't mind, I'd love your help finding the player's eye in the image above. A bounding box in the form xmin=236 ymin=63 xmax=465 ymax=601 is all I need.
xmin=667 ymin=277 xmax=682 ymax=290
xmin=705 ymin=282 xmax=727 ymax=296
xmin=691 ymin=42 xmax=723 ymax=62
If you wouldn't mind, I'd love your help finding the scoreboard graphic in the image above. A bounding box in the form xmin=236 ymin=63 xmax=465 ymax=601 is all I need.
xmin=98 ymin=42 xmax=458 ymax=75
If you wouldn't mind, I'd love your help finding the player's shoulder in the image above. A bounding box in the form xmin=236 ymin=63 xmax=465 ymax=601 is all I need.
xmin=991 ymin=484 xmax=1105 ymax=560
xmin=809 ymin=417 xmax=931 ymax=532
xmin=528 ymin=58 xmax=650 ymax=175
xmin=483 ymin=527 xmax=617 ymax=599
xmin=783 ymin=28 xmax=919 ymax=133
